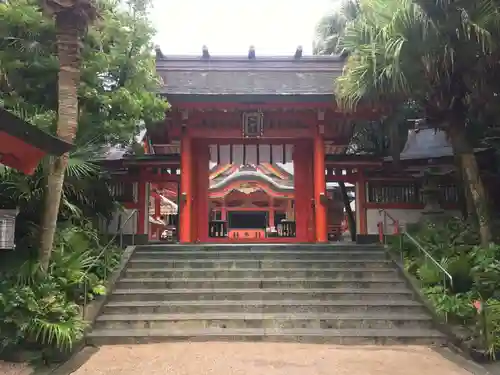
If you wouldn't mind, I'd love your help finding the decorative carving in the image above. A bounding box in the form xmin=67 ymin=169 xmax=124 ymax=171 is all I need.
xmin=242 ymin=111 xmax=263 ymax=137
xmin=238 ymin=183 xmax=261 ymax=195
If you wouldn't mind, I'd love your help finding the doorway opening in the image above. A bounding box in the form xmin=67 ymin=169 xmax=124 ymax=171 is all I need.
xmin=149 ymin=181 xmax=179 ymax=242
xmin=207 ymin=144 xmax=296 ymax=241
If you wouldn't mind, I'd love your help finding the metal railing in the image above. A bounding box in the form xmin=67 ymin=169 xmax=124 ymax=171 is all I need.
xmin=377 ymin=208 xmax=400 ymax=244
xmin=378 ymin=208 xmax=453 ymax=321
xmin=81 ymin=209 xmax=138 ymax=319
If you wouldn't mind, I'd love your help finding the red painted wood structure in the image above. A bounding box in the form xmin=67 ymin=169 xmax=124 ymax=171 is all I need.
xmin=208 ymin=163 xmax=295 ymax=241
xmin=147 ymin=53 xmax=375 ymax=243
xmin=0 ymin=107 xmax=73 ymax=174
xmin=101 ymin=49 xmax=478 ymax=244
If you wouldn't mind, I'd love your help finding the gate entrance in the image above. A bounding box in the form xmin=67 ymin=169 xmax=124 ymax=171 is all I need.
xmin=180 ymin=138 xmax=318 ymax=244
xmin=102 ymin=54 xmax=372 ymax=244
xmin=208 ymin=143 xmax=298 ymax=242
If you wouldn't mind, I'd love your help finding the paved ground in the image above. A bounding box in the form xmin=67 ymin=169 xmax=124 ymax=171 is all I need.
xmin=71 ymin=343 xmax=474 ymax=375
xmin=0 ymin=361 xmax=32 ymax=375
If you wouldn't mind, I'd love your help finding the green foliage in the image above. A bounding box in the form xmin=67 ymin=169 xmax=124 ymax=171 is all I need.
xmin=482 ymin=300 xmax=500 ymax=359
xmin=0 ymin=0 xmax=167 ymax=146
xmin=410 ymin=218 xmax=479 ymax=258
xmin=0 ymin=0 xmax=162 ymax=360
xmin=423 ymin=286 xmax=476 ymax=324
xmin=469 ymin=244 xmax=500 ymax=300
xmin=313 ymin=0 xmax=360 ymax=55
xmin=393 ymin=216 xmax=500 ymax=358
xmin=0 ymin=279 xmax=85 ymax=354
xmin=0 ymin=224 xmax=122 ymax=360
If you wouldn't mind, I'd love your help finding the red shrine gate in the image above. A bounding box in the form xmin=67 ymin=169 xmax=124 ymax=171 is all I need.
xmin=178 ymin=130 xmax=322 ymax=243
xmin=160 ymin=104 xmax=366 ymax=244
xmin=104 ymin=53 xmax=388 ymax=244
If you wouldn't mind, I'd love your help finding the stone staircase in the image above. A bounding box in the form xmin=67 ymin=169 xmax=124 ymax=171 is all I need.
xmin=87 ymin=244 xmax=446 ymax=345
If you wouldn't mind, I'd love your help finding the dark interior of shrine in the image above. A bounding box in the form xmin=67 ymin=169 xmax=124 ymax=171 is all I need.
xmin=228 ymin=211 xmax=267 ymax=229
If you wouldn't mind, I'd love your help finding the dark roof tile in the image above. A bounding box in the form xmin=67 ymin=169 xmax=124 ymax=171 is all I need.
xmin=155 ymin=55 xmax=344 ymax=96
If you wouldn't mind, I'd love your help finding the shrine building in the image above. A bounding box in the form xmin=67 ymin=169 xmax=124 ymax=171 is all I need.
xmin=99 ymin=47 xmax=470 ymax=244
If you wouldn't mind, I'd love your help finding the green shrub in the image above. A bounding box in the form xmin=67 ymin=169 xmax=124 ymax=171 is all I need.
xmin=469 ymin=244 xmax=500 ymax=300
xmin=423 ymin=286 xmax=476 ymax=324
xmin=0 ymin=224 xmax=122 ymax=359
xmin=394 ymin=217 xmax=500 ymax=358
xmin=0 ymin=277 xmax=86 ymax=355
xmin=484 ymin=299 xmax=500 ymax=359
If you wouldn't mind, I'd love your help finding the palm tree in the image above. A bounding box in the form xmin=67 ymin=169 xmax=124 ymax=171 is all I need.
xmin=313 ymin=0 xmax=360 ymax=55
xmin=314 ymin=0 xmax=408 ymax=240
xmin=38 ymin=0 xmax=98 ymax=272
xmin=335 ymin=0 xmax=500 ymax=246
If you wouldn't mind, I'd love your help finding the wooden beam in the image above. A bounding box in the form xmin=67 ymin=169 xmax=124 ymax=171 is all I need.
xmin=325 ymin=175 xmax=357 ymax=183
xmin=116 ymin=174 xmax=180 ymax=183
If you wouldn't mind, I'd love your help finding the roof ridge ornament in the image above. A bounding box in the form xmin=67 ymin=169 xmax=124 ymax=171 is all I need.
xmin=294 ymin=46 xmax=303 ymax=59
xmin=154 ymin=44 xmax=164 ymax=59
xmin=202 ymin=45 xmax=210 ymax=59
xmin=248 ymin=45 xmax=256 ymax=60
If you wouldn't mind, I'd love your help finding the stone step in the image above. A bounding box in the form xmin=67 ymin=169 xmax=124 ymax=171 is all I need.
xmin=102 ymin=300 xmax=427 ymax=315
xmin=131 ymin=251 xmax=387 ymax=260
xmin=109 ymin=288 xmax=414 ymax=302
xmin=134 ymin=244 xmax=383 ymax=252
xmin=87 ymin=327 xmax=446 ymax=346
xmin=115 ymin=278 xmax=405 ymax=290
xmin=124 ymin=268 xmax=399 ymax=280
xmin=127 ymin=259 xmax=394 ymax=269
xmin=94 ymin=312 xmax=434 ymax=331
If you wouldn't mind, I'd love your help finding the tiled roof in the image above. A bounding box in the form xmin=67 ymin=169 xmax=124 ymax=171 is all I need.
xmin=398 ymin=128 xmax=453 ymax=160
xmin=155 ymin=55 xmax=345 ymax=96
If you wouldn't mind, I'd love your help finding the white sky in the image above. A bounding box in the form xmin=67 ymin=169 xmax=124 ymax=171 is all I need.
xmin=150 ymin=0 xmax=333 ymax=56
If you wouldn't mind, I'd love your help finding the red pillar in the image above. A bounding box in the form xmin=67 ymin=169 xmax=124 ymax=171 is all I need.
xmin=221 ymin=203 xmax=227 ymax=220
xmin=154 ymin=195 xmax=161 ymax=239
xmin=180 ymin=131 xmax=192 ymax=243
xmin=314 ymin=133 xmax=327 ymax=242
xmin=293 ymin=141 xmax=314 ymax=242
xmin=358 ymin=171 xmax=368 ymax=235
xmin=195 ymin=141 xmax=209 ymax=242
xmin=137 ymin=180 xmax=146 ymax=235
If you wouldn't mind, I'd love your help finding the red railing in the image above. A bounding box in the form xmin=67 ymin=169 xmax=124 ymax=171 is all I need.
xmin=377 ymin=209 xmax=400 ymax=244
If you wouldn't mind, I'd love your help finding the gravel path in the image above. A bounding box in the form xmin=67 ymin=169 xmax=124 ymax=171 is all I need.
xmin=0 ymin=361 xmax=32 ymax=375
xmin=71 ymin=343 xmax=473 ymax=375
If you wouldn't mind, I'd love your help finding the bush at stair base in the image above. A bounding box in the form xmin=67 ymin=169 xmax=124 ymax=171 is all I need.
xmin=0 ymin=225 xmax=123 ymax=364
xmin=0 ymin=276 xmax=86 ymax=363
xmin=389 ymin=217 xmax=500 ymax=361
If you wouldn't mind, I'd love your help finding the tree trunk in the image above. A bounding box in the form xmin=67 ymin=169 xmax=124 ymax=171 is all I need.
xmin=448 ymin=124 xmax=492 ymax=247
xmin=453 ymin=153 xmax=475 ymax=220
xmin=339 ymin=182 xmax=356 ymax=241
xmin=39 ymin=19 xmax=81 ymax=272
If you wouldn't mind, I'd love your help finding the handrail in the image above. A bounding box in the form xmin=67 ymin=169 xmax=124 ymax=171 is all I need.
xmin=378 ymin=208 xmax=398 ymax=225
xmin=403 ymin=231 xmax=453 ymax=286
xmin=378 ymin=209 xmax=454 ymax=321
xmin=81 ymin=209 xmax=138 ymax=318
xmin=378 ymin=209 xmax=400 ymax=242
